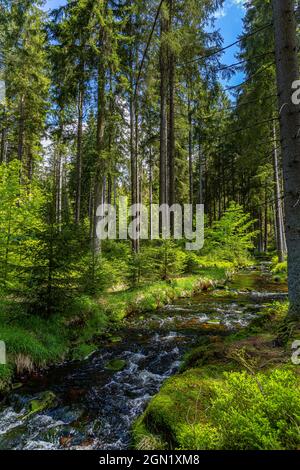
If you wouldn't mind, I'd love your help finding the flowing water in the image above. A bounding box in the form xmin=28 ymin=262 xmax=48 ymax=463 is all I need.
xmin=0 ymin=266 xmax=287 ymax=450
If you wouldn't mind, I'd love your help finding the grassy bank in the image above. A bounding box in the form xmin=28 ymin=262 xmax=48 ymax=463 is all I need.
xmin=132 ymin=302 xmax=300 ymax=450
xmin=0 ymin=265 xmax=231 ymax=393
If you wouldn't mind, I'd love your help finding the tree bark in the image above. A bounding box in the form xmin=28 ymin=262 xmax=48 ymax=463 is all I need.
xmin=93 ymin=32 xmax=106 ymax=255
xmin=0 ymin=106 xmax=7 ymax=164
xmin=188 ymin=99 xmax=193 ymax=206
xmin=168 ymin=0 xmax=175 ymax=212
xmin=17 ymin=95 xmax=25 ymax=163
xmin=273 ymin=0 xmax=300 ymax=318
xmin=75 ymin=63 xmax=84 ymax=225
xmin=264 ymin=187 xmax=268 ymax=252
xmin=130 ymin=19 xmax=139 ymax=253
xmin=198 ymin=134 xmax=204 ymax=205
xmin=273 ymin=124 xmax=285 ymax=262
xmin=159 ymin=10 xmax=168 ymax=211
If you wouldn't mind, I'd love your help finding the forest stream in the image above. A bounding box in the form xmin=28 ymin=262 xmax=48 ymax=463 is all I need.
xmin=0 ymin=265 xmax=288 ymax=450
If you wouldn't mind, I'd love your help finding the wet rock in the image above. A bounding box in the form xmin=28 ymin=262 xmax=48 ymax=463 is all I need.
xmin=77 ymin=437 xmax=94 ymax=448
xmin=23 ymin=391 xmax=58 ymax=419
xmin=67 ymin=388 xmax=87 ymax=402
xmin=105 ymin=359 xmax=127 ymax=372
xmin=60 ymin=435 xmax=73 ymax=448
xmin=11 ymin=383 xmax=23 ymax=390
xmin=249 ymin=291 xmax=288 ymax=301
xmin=110 ymin=336 xmax=122 ymax=344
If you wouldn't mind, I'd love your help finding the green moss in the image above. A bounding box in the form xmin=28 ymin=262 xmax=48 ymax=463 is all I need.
xmin=132 ymin=417 xmax=167 ymax=450
xmin=133 ymin=366 xmax=300 ymax=450
xmin=110 ymin=336 xmax=122 ymax=343
xmin=23 ymin=391 xmax=58 ymax=419
xmin=71 ymin=343 xmax=97 ymax=361
xmin=133 ymin=301 xmax=299 ymax=451
xmin=105 ymin=359 xmax=127 ymax=372
xmin=0 ymin=364 xmax=13 ymax=393
xmin=132 ymin=369 xmax=219 ymax=448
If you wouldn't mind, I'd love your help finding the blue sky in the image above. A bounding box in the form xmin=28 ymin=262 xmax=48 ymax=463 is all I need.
xmin=44 ymin=0 xmax=245 ymax=89
xmin=214 ymin=0 xmax=246 ymax=89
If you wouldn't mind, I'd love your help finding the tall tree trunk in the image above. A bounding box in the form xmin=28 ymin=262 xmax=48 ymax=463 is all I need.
xmin=258 ymin=209 xmax=264 ymax=253
xmin=107 ymin=73 xmax=113 ymax=207
xmin=264 ymin=187 xmax=268 ymax=252
xmin=168 ymin=0 xmax=175 ymax=212
xmin=198 ymin=132 xmax=204 ymax=205
xmin=56 ymin=122 xmax=64 ymax=232
xmin=17 ymin=95 xmax=25 ymax=164
xmin=75 ymin=65 xmax=84 ymax=225
xmin=113 ymin=176 xmax=117 ymax=207
xmin=188 ymin=100 xmax=193 ymax=206
xmin=159 ymin=11 xmax=168 ymax=212
xmin=93 ymin=36 xmax=106 ymax=255
xmin=0 ymin=116 xmax=7 ymax=164
xmin=149 ymin=147 xmax=153 ymax=236
xmin=130 ymin=23 xmax=139 ymax=253
xmin=273 ymin=124 xmax=285 ymax=262
xmin=27 ymin=147 xmax=33 ymax=182
xmin=273 ymin=0 xmax=300 ymax=318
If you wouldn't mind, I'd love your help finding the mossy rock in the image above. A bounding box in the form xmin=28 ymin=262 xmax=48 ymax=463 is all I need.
xmin=105 ymin=359 xmax=126 ymax=372
xmin=11 ymin=382 xmax=23 ymax=390
xmin=23 ymin=391 xmax=58 ymax=419
xmin=110 ymin=336 xmax=122 ymax=344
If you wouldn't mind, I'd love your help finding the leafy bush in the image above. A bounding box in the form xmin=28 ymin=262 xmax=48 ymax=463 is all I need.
xmin=203 ymin=202 xmax=257 ymax=266
xmin=180 ymin=369 xmax=300 ymax=450
xmin=272 ymin=261 xmax=287 ymax=274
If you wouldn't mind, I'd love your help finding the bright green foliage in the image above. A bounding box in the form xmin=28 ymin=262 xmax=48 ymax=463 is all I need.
xmin=23 ymin=391 xmax=58 ymax=419
xmin=134 ymin=368 xmax=300 ymax=451
xmin=0 ymin=160 xmax=45 ymax=292
xmin=272 ymin=261 xmax=287 ymax=274
xmin=1 ymin=1 xmax=49 ymax=167
xmin=105 ymin=358 xmax=126 ymax=372
xmin=204 ymin=202 xmax=257 ymax=265
xmin=193 ymin=369 xmax=300 ymax=450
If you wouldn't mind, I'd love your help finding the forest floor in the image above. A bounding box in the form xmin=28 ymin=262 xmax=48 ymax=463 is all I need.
xmin=132 ymin=299 xmax=300 ymax=450
xmin=0 ymin=265 xmax=230 ymax=394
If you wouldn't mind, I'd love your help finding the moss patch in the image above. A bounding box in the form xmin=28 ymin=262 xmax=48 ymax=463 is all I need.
xmin=23 ymin=391 xmax=58 ymax=419
xmin=105 ymin=359 xmax=127 ymax=372
xmin=132 ymin=301 xmax=300 ymax=450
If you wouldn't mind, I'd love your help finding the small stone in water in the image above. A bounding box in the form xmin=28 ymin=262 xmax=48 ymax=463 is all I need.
xmin=105 ymin=359 xmax=127 ymax=372
xmin=110 ymin=336 xmax=122 ymax=343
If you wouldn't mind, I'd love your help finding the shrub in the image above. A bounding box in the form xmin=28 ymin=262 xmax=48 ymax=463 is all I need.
xmin=203 ymin=202 xmax=257 ymax=266
xmin=272 ymin=261 xmax=287 ymax=274
xmin=183 ymin=369 xmax=300 ymax=450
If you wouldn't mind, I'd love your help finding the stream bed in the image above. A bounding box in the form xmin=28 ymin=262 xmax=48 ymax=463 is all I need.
xmin=0 ymin=266 xmax=287 ymax=450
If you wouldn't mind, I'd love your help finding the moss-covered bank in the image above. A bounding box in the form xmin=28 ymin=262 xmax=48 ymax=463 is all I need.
xmin=132 ymin=302 xmax=300 ymax=450
xmin=0 ymin=265 xmax=230 ymax=394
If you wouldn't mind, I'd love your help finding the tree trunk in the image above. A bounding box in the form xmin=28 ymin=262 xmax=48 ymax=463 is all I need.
xmin=188 ymin=100 xmax=193 ymax=206
xmin=130 ymin=27 xmax=139 ymax=253
xmin=273 ymin=0 xmax=300 ymax=318
xmin=198 ymin=132 xmax=204 ymax=205
xmin=75 ymin=65 xmax=84 ymax=225
xmin=258 ymin=209 xmax=264 ymax=253
xmin=0 ymin=117 xmax=7 ymax=164
xmin=17 ymin=95 xmax=25 ymax=164
xmin=273 ymin=124 xmax=285 ymax=262
xmin=56 ymin=122 xmax=64 ymax=232
xmin=93 ymin=36 xmax=106 ymax=255
xmin=149 ymin=147 xmax=153 ymax=236
xmin=264 ymin=187 xmax=268 ymax=252
xmin=159 ymin=11 xmax=168 ymax=211
xmin=168 ymin=0 xmax=175 ymax=212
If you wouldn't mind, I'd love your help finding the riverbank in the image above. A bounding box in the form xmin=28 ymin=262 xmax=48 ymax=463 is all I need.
xmin=132 ymin=298 xmax=300 ymax=450
xmin=0 ymin=264 xmax=232 ymax=394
